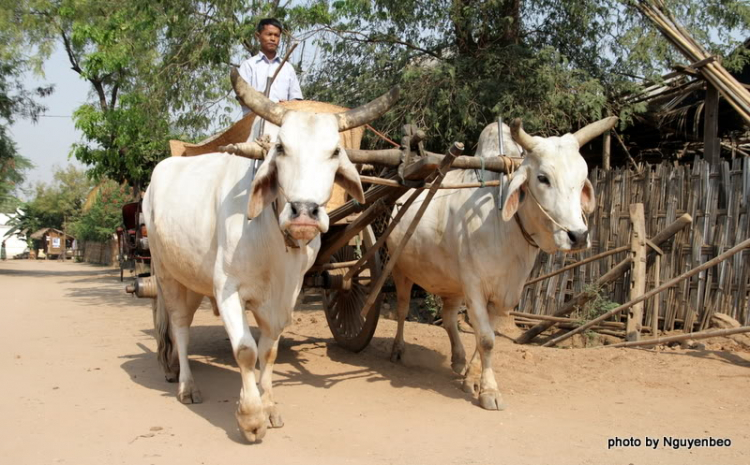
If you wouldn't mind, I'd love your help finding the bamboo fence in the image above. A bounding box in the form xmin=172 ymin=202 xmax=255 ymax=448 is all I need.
xmin=518 ymin=157 xmax=750 ymax=331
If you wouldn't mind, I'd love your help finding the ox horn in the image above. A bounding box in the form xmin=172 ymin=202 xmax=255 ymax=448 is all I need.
xmin=335 ymin=87 xmax=400 ymax=132
xmin=231 ymin=68 xmax=287 ymax=127
xmin=573 ymin=116 xmax=618 ymax=147
xmin=510 ymin=118 xmax=537 ymax=152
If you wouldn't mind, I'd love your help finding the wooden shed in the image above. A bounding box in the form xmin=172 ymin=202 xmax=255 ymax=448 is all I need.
xmin=29 ymin=228 xmax=75 ymax=260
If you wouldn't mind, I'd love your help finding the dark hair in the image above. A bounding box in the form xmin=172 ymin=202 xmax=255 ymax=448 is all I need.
xmin=256 ymin=18 xmax=283 ymax=34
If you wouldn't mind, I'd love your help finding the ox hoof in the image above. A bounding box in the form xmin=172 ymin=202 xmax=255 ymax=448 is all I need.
xmin=267 ymin=406 xmax=284 ymax=429
xmin=462 ymin=377 xmax=480 ymax=396
xmin=236 ymin=405 xmax=267 ymax=443
xmin=390 ymin=341 xmax=405 ymax=363
xmin=451 ymin=357 xmax=466 ymax=375
xmin=177 ymin=382 xmax=202 ymax=404
xmin=479 ymin=389 xmax=506 ymax=411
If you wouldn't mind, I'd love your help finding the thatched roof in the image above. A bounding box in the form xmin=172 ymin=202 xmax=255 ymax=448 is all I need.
xmin=30 ymin=228 xmax=75 ymax=240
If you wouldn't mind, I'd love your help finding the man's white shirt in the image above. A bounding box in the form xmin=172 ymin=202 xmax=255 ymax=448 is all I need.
xmin=238 ymin=52 xmax=303 ymax=114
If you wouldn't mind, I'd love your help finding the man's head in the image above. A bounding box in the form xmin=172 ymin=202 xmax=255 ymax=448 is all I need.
xmin=255 ymin=18 xmax=283 ymax=58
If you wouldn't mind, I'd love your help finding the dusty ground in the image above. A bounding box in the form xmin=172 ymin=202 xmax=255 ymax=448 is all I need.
xmin=1 ymin=259 xmax=749 ymax=465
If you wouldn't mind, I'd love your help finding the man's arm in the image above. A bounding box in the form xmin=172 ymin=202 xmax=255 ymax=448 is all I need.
xmin=238 ymin=59 xmax=255 ymax=114
xmin=287 ymin=64 xmax=303 ymax=101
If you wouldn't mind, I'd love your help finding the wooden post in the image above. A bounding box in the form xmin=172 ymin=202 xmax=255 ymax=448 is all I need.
xmin=627 ymin=204 xmax=647 ymax=341
xmin=651 ymin=254 xmax=661 ymax=337
xmin=602 ymin=129 xmax=611 ymax=171
xmin=704 ymin=83 xmax=720 ymax=165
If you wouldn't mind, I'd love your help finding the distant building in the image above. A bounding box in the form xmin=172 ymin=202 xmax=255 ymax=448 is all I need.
xmin=0 ymin=212 xmax=29 ymax=258
xmin=29 ymin=228 xmax=76 ymax=260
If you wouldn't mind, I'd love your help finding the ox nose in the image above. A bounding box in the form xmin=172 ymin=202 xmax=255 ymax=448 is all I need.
xmin=289 ymin=201 xmax=320 ymax=220
xmin=567 ymin=229 xmax=589 ymax=248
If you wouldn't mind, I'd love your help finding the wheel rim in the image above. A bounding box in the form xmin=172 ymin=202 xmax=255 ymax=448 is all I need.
xmin=322 ymin=226 xmax=382 ymax=351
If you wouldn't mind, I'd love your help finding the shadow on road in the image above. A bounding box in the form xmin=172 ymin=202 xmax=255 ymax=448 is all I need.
xmin=0 ymin=265 xmax=108 ymax=278
xmin=122 ymin=318 xmax=475 ymax=442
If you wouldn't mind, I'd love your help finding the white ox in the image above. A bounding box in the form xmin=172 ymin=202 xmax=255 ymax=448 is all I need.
xmin=386 ymin=116 xmax=617 ymax=410
xmin=143 ymin=69 xmax=398 ymax=442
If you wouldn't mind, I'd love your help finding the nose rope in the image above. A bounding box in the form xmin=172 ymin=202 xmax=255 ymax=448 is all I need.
xmin=512 ymin=181 xmax=589 ymax=248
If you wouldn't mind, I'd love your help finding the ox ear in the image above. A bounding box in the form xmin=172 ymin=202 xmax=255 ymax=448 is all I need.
xmin=335 ymin=148 xmax=366 ymax=204
xmin=501 ymin=166 xmax=528 ymax=222
xmin=247 ymin=154 xmax=279 ymax=219
xmin=581 ymin=178 xmax=596 ymax=215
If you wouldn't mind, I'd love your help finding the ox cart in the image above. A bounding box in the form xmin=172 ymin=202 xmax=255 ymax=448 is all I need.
xmin=117 ymin=201 xmax=151 ymax=282
xmin=130 ymin=101 xmax=520 ymax=352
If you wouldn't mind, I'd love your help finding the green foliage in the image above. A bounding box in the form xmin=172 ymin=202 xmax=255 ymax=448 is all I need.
xmin=3 ymin=0 xmax=749 ymax=188
xmin=0 ymin=55 xmax=49 ymax=211
xmin=70 ymin=180 xmax=136 ymax=242
xmin=577 ymin=283 xmax=620 ymax=323
xmin=306 ymin=0 xmax=750 ymax=152
xmin=4 ymin=165 xmax=92 ymax=239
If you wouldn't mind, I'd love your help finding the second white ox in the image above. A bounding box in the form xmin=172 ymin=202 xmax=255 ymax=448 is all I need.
xmin=386 ymin=116 xmax=617 ymax=410
xmin=143 ymin=69 xmax=397 ymax=442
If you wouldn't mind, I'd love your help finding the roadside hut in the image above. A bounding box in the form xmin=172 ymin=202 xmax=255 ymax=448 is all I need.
xmin=30 ymin=228 xmax=75 ymax=260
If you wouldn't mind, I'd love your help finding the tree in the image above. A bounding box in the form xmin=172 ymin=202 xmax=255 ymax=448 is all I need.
xmin=1 ymin=0 xmax=316 ymax=191
xmin=3 ymin=0 xmax=748 ymax=188
xmin=304 ymin=0 xmax=750 ymax=153
xmin=70 ymin=180 xmax=135 ymax=242
xmin=4 ymin=165 xmax=92 ymax=239
xmin=0 ymin=45 xmax=51 ymax=211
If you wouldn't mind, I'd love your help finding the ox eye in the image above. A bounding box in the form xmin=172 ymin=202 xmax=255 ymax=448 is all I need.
xmin=275 ymin=144 xmax=285 ymax=155
xmin=537 ymin=175 xmax=550 ymax=186
xmin=331 ymin=148 xmax=340 ymax=159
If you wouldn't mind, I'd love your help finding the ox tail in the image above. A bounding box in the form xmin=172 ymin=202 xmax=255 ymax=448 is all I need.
xmin=151 ymin=273 xmax=179 ymax=382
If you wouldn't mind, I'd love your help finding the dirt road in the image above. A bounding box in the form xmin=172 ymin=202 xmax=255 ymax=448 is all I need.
xmin=1 ymin=259 xmax=748 ymax=464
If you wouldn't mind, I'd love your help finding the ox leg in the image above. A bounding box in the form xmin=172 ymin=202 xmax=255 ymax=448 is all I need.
xmin=463 ymin=296 xmax=506 ymax=411
xmin=256 ymin=329 xmax=283 ymax=428
xmin=164 ymin=286 xmax=203 ymax=404
xmin=216 ymin=284 xmax=266 ymax=442
xmin=441 ymin=297 xmax=467 ymax=374
xmin=390 ymin=269 xmax=414 ymax=363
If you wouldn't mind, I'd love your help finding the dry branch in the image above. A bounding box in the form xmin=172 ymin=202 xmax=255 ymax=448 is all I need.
xmin=598 ymin=326 xmax=750 ymax=349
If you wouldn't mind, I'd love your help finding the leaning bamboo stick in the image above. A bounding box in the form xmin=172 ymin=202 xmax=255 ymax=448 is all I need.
xmin=524 ymin=245 xmax=629 ymax=286
xmin=598 ymin=326 xmax=750 ymax=349
xmin=358 ymin=143 xmax=463 ymax=318
xmin=543 ymin=237 xmax=750 ymax=347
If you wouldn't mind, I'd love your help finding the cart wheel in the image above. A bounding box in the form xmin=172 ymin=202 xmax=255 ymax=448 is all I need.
xmin=322 ymin=225 xmax=383 ymax=352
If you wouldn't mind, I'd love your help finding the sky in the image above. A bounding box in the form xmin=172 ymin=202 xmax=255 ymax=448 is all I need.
xmin=10 ymin=46 xmax=89 ymax=191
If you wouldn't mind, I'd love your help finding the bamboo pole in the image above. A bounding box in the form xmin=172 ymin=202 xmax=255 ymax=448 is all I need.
xmin=651 ymin=254 xmax=661 ymax=337
xmin=631 ymin=0 xmax=750 ymax=124
xmin=516 ymin=213 xmax=692 ymax=344
xmin=543 ymin=237 xmax=750 ymax=347
xmin=598 ymin=326 xmax=750 ymax=349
